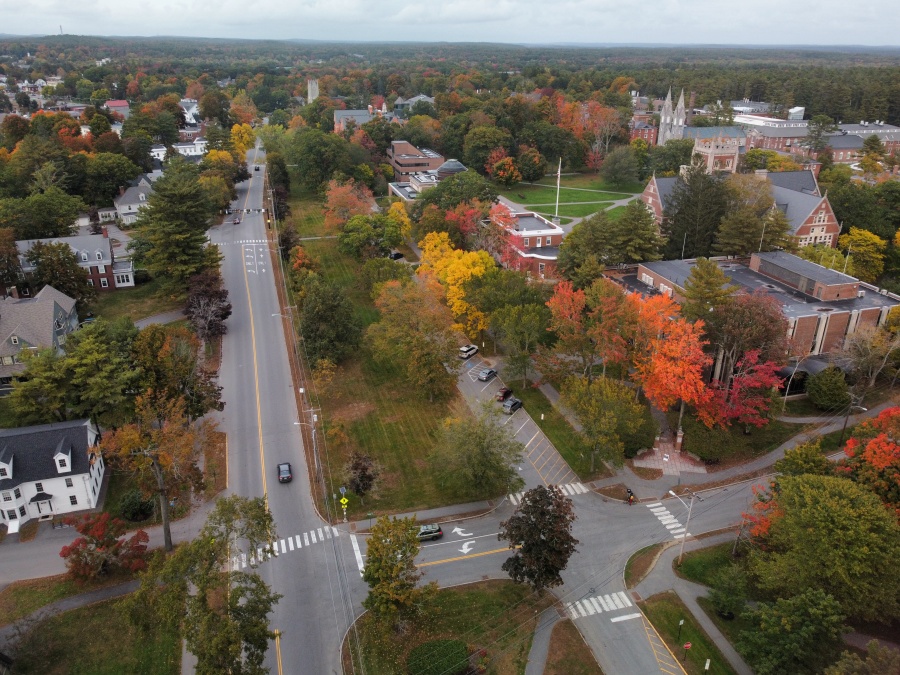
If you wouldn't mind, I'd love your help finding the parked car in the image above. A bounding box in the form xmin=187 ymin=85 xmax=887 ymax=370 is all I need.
xmin=254 ymin=165 xmax=260 ymax=171
xmin=388 ymin=251 xmax=404 ymax=260
xmin=495 ymin=387 xmax=512 ymax=402
xmin=277 ymin=462 xmax=293 ymax=483
xmin=233 ymin=216 xmax=241 ymax=224
xmin=502 ymin=398 xmax=523 ymax=415
xmin=478 ymin=368 xmax=497 ymax=382
xmin=417 ymin=524 xmax=443 ymax=541
xmin=458 ymin=344 xmax=478 ymax=359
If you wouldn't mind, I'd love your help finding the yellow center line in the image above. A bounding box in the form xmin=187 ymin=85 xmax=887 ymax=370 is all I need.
xmin=419 ymin=546 xmax=514 ymax=567
xmin=239 ymin=145 xmax=268 ymax=508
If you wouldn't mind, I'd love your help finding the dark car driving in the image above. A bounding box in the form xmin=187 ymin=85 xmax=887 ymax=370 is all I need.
xmin=277 ymin=462 xmax=293 ymax=483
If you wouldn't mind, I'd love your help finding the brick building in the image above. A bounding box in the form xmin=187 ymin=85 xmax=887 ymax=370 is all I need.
xmin=386 ymin=141 xmax=444 ymax=181
xmin=17 ymin=232 xmax=134 ymax=291
xmin=629 ymin=120 xmax=657 ymax=145
xmin=635 ymin=252 xmax=899 ymax=357
xmin=493 ymin=211 xmax=565 ymax=280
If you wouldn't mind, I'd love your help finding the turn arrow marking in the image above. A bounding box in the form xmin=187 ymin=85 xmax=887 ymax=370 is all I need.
xmin=452 ymin=527 xmax=473 ymax=537
xmin=459 ymin=541 xmax=475 ymax=554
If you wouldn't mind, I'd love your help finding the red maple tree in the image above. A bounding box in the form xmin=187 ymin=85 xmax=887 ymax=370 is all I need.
xmin=842 ymin=407 xmax=900 ymax=518
xmin=59 ymin=512 xmax=149 ymax=582
xmin=698 ymin=350 xmax=783 ymax=430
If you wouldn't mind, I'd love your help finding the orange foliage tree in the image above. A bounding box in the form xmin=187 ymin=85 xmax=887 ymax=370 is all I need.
xmin=323 ymin=179 xmax=373 ymax=232
xmin=842 ymin=406 xmax=900 ymax=518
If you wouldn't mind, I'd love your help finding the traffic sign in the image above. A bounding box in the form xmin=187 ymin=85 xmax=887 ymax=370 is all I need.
xmin=339 ymin=497 xmax=349 ymax=506
xmin=684 ymin=642 xmax=692 ymax=650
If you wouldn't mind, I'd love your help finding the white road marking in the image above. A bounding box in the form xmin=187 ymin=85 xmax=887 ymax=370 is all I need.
xmin=288 ymin=537 xmax=295 ymax=551
xmin=617 ymin=592 xmax=633 ymax=607
xmin=598 ymin=596 xmax=613 ymax=612
xmin=295 ymin=535 xmax=302 ymax=548
xmin=589 ymin=597 xmax=603 ymax=613
xmin=350 ymin=535 xmax=365 ymax=576
xmin=646 ymin=502 xmax=662 ymax=508
xmin=318 ymin=527 xmax=325 ymax=541
xmin=610 ymin=613 xmax=642 ymax=623
xmin=304 ymin=533 xmax=310 ymax=546
xmin=310 ymin=530 xmax=317 ymax=543
xmin=610 ymin=594 xmax=625 ymax=609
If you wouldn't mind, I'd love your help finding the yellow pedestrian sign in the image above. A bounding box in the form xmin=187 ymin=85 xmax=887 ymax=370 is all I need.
xmin=340 ymin=497 xmax=349 ymax=506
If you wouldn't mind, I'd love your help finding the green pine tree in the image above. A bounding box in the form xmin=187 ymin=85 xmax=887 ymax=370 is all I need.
xmin=681 ymin=258 xmax=737 ymax=322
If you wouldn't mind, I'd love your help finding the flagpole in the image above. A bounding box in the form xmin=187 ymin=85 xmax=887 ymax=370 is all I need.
xmin=555 ymin=158 xmax=562 ymax=218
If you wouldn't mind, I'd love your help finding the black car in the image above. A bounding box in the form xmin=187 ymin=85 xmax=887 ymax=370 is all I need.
xmin=254 ymin=165 xmax=260 ymax=171
xmin=388 ymin=251 xmax=404 ymax=260
xmin=502 ymin=398 xmax=523 ymax=415
xmin=277 ymin=462 xmax=293 ymax=483
xmin=417 ymin=524 xmax=443 ymax=541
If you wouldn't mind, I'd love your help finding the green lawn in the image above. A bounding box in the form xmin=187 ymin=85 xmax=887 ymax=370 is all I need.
xmin=640 ymin=592 xmax=738 ymax=675
xmin=533 ymin=173 xmax=646 ymax=194
xmin=0 ymin=571 xmax=134 ymax=626
xmin=671 ymin=413 xmax=808 ymax=464
xmin=501 ymin=184 xmax=630 ymax=206
xmin=532 ymin=201 xmax=612 ymax=218
xmin=779 ymin=396 xmax=825 ymax=417
xmin=676 ymin=542 xmax=742 ymax=588
xmin=11 ymin=597 xmax=180 ymax=675
xmin=605 ymin=205 xmax=628 ymax=220
xmin=87 ymin=277 xmax=183 ymax=324
xmin=697 ymin=597 xmax=755 ymax=654
xmin=344 ymin=580 xmax=553 ymax=675
xmin=512 ymin=380 xmax=607 ymax=481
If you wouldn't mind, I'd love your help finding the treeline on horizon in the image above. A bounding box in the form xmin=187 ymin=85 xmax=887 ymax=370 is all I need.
xmin=2 ymin=36 xmax=900 ymax=125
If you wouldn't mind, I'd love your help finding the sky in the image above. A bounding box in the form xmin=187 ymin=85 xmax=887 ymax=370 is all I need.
xmin=1 ymin=0 xmax=899 ymax=46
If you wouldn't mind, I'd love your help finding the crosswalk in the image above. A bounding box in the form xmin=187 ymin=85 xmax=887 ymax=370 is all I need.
xmin=231 ymin=525 xmax=341 ymax=570
xmin=508 ymin=482 xmax=589 ymax=505
xmin=216 ymin=239 xmax=270 ymax=246
xmin=646 ymin=502 xmax=690 ymax=539
xmin=565 ymin=591 xmax=641 ymax=623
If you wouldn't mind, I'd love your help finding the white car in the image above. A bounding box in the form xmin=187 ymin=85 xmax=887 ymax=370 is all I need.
xmin=458 ymin=344 xmax=478 ymax=359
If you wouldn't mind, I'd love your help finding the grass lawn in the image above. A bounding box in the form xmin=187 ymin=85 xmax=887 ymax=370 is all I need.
xmin=87 ymin=276 xmax=183 ymax=324
xmin=11 ymin=597 xmax=180 ymax=675
xmin=533 ymin=173 xmax=645 ymax=194
xmin=544 ymin=619 xmax=605 ymax=675
xmin=675 ymin=542 xmax=742 ymax=588
xmin=672 ymin=413 xmax=807 ymax=464
xmin=640 ymin=592 xmax=738 ymax=675
xmin=625 ymin=542 xmax=668 ymax=589
xmin=502 ymin=184 xmax=630 ymax=206
xmin=0 ymin=570 xmax=134 ymax=626
xmin=779 ymin=396 xmax=824 ymax=417
xmin=605 ymin=205 xmax=627 ymax=220
xmin=817 ymin=426 xmax=855 ymax=454
xmin=513 ymin=380 xmax=609 ymax=481
xmin=532 ymin=201 xmax=611 ymax=218
xmin=285 ymin=189 xmax=329 ymax=237
xmin=697 ymin=597 xmax=754 ymax=654
xmin=343 ymin=580 xmax=553 ymax=675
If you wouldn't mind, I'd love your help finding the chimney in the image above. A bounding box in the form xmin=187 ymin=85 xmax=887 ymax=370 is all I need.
xmin=101 ymin=226 xmax=108 ymax=238
xmin=119 ymin=185 xmax=125 ymax=196
xmin=754 ymin=169 xmax=769 ymax=181
xmin=367 ymin=104 xmax=373 ymax=114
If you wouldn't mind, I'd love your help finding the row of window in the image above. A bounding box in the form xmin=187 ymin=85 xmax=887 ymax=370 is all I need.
xmin=79 ymin=251 xmax=105 ymax=262
xmin=799 ymin=234 xmax=834 ymax=246
xmin=1 ymin=494 xmax=79 ymax=521
xmin=522 ymin=236 xmax=553 ymax=248
xmin=86 ymin=278 xmax=109 ymax=288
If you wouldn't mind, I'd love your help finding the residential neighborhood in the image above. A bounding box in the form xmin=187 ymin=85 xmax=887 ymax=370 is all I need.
xmin=0 ymin=30 xmax=899 ymax=675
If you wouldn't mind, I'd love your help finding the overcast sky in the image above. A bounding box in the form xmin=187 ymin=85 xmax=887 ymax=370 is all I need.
xmin=2 ymin=0 xmax=898 ymax=46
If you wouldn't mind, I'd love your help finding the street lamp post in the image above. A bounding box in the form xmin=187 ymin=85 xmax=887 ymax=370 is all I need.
xmin=669 ymin=490 xmax=703 ymax=565
xmin=837 ymin=397 xmax=868 ymax=448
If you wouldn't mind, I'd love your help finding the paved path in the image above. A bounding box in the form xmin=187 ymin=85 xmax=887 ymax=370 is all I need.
xmin=134 ymin=308 xmax=186 ymax=329
xmin=524 ymin=608 xmax=562 ymax=675
xmin=633 ymin=532 xmax=754 ymax=675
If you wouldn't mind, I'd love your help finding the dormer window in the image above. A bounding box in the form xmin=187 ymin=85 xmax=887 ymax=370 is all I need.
xmin=0 ymin=467 xmax=7 ymax=478
xmin=96 ymin=251 xmax=102 ymax=260
xmin=58 ymin=458 xmax=67 ymax=468
xmin=81 ymin=252 xmax=88 ymax=262
xmin=10 ymin=336 xmax=18 ymax=346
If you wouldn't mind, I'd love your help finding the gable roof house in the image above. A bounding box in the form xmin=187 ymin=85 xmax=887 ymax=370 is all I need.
xmin=0 ymin=419 xmax=106 ymax=534
xmin=0 ymin=286 xmax=78 ymax=382
xmin=640 ymin=169 xmax=837 ymax=249
xmin=18 ymin=232 xmax=134 ymax=292
xmin=114 ymin=184 xmax=152 ymax=225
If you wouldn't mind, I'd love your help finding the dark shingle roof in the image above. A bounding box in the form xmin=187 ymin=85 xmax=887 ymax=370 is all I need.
xmin=767 ymin=170 xmax=819 ymax=196
xmin=771 ymin=186 xmax=824 ymax=233
xmin=754 ymin=251 xmax=857 ymax=286
xmin=0 ymin=419 xmax=95 ymax=490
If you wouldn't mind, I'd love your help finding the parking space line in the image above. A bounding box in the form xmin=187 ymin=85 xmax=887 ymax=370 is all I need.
xmin=523 ymin=431 xmax=542 ymax=449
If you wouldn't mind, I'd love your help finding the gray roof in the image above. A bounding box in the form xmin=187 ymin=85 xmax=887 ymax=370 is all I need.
xmin=0 ymin=285 xmax=76 ymax=364
xmin=0 ymin=419 xmax=95 ymax=490
xmin=513 ymin=214 xmax=558 ymax=233
xmin=334 ymin=110 xmax=395 ymax=125
xmin=114 ymin=184 xmax=152 ymax=208
xmin=436 ymin=159 xmax=467 ymax=177
xmin=754 ymin=251 xmax=856 ymax=286
xmin=17 ymin=234 xmax=113 ymax=271
xmin=766 ymin=170 xmax=819 ymax=196
xmin=655 ymin=176 xmax=682 ymax=212
xmin=682 ymin=126 xmax=746 ymax=140
xmin=771 ymin=185 xmax=824 ymax=234
xmin=826 ymin=134 xmax=864 ymax=150
xmin=838 ymin=123 xmax=900 ymax=134
xmin=746 ymin=126 xmax=808 ymax=138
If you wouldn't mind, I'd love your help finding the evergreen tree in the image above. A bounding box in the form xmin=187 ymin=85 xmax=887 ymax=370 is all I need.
xmin=131 ymin=159 xmax=216 ymax=291
xmin=25 ymin=240 xmax=95 ymax=308
xmin=662 ymin=165 xmax=731 ymax=259
xmin=681 ymin=258 xmax=737 ymax=322
xmin=806 ymin=366 xmax=851 ymax=411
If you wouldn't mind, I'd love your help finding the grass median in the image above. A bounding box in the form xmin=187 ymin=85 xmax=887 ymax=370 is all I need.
xmin=87 ymin=276 xmax=183 ymax=323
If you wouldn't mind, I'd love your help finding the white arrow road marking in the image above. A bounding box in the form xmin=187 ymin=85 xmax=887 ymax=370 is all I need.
xmin=452 ymin=527 xmax=473 ymax=537
xmin=459 ymin=541 xmax=475 ymax=554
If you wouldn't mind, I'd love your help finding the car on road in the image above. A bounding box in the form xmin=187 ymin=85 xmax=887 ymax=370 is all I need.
xmin=417 ymin=524 xmax=443 ymax=541
xmin=388 ymin=251 xmax=404 ymax=260
xmin=495 ymin=387 xmax=512 ymax=402
xmin=502 ymin=397 xmax=523 ymax=415
xmin=458 ymin=344 xmax=478 ymax=359
xmin=277 ymin=462 xmax=293 ymax=483
xmin=254 ymin=165 xmax=260 ymax=171
xmin=233 ymin=216 xmax=241 ymax=224
xmin=477 ymin=368 xmax=497 ymax=382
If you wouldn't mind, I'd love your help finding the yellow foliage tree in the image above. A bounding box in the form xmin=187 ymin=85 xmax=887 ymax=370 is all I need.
xmin=386 ymin=202 xmax=412 ymax=239
xmin=229 ymin=90 xmax=258 ymax=125
xmin=230 ymin=123 xmax=256 ymax=157
xmin=418 ymin=232 xmax=494 ymax=334
xmin=838 ymin=227 xmax=886 ymax=283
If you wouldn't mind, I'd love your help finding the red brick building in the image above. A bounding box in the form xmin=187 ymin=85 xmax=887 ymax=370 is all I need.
xmin=629 ymin=120 xmax=657 ymax=145
xmin=493 ymin=210 xmax=565 ymax=280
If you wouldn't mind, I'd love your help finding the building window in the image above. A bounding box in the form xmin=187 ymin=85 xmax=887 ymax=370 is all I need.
xmin=87 ymin=279 xmax=94 ymax=286
xmin=81 ymin=252 xmax=88 ymax=261
xmin=100 ymin=278 xmax=108 ymax=288
xmin=18 ymin=506 xmax=26 ymax=517
xmin=546 ymin=237 xmax=552 ymax=246
xmin=65 ymin=478 xmax=73 ymax=487
xmin=14 ymin=488 xmax=21 ymax=499
xmin=10 ymin=336 xmax=18 ymax=345
xmin=0 ymin=468 xmax=6 ymax=477
xmin=523 ymin=238 xmax=529 ymax=247
xmin=35 ymin=482 xmax=43 ymax=493
xmin=7 ymin=510 xmax=16 ymax=520
xmin=69 ymin=495 xmax=78 ymax=506
xmin=2 ymin=492 xmax=10 ymax=502
xmin=96 ymin=251 xmax=102 ymax=260
xmin=58 ymin=458 xmax=67 ymax=468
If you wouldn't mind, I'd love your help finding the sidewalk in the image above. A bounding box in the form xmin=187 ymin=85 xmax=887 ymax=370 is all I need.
xmin=346 ymin=498 xmax=500 ymax=534
xmin=135 ymin=308 xmax=186 ymax=328
xmin=524 ymin=608 xmax=561 ymax=675
xmin=633 ymin=532 xmax=754 ymax=675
